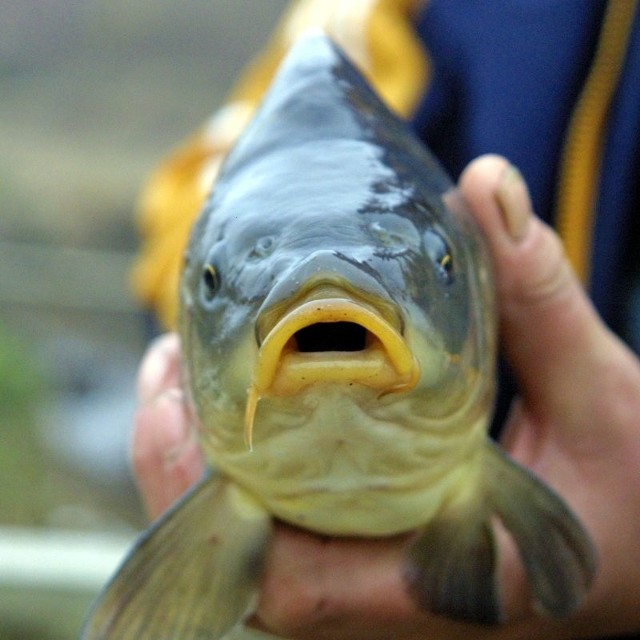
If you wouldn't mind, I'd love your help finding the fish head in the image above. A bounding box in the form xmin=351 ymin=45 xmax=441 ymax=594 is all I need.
xmin=179 ymin=34 xmax=496 ymax=450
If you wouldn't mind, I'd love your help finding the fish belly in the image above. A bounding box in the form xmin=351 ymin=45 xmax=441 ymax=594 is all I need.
xmin=208 ymin=386 xmax=485 ymax=536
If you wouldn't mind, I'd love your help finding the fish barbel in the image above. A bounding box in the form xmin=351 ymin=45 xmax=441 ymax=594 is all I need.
xmin=81 ymin=34 xmax=596 ymax=639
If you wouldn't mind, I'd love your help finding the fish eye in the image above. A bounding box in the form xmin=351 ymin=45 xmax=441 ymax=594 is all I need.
xmin=423 ymin=230 xmax=454 ymax=284
xmin=202 ymin=263 xmax=220 ymax=300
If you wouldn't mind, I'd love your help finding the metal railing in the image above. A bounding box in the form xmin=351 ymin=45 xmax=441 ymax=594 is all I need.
xmin=0 ymin=526 xmax=134 ymax=638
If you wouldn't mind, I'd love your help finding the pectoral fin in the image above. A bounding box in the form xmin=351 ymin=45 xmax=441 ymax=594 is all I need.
xmin=81 ymin=471 xmax=272 ymax=640
xmin=404 ymin=487 xmax=500 ymax=623
xmin=484 ymin=440 xmax=597 ymax=618
xmin=404 ymin=440 xmax=596 ymax=625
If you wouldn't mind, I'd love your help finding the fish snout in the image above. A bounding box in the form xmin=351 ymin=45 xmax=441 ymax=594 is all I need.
xmin=257 ymin=250 xmax=395 ymax=330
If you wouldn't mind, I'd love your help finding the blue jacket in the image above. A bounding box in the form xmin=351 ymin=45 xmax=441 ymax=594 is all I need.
xmin=412 ymin=0 xmax=640 ymax=349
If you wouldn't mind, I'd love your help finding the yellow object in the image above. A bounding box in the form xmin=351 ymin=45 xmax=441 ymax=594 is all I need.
xmin=130 ymin=0 xmax=429 ymax=328
xmin=555 ymin=0 xmax=639 ymax=284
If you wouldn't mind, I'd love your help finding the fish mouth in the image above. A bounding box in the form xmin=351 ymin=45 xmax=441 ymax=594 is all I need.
xmin=244 ymin=284 xmax=420 ymax=447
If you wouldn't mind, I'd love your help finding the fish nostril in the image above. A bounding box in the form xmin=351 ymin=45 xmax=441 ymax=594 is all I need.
xmin=294 ymin=322 xmax=368 ymax=352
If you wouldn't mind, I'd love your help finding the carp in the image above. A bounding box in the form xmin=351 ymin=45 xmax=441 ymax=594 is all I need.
xmin=82 ymin=34 xmax=595 ymax=639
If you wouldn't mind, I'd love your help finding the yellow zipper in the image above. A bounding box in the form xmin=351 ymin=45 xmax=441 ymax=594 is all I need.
xmin=555 ymin=0 xmax=638 ymax=284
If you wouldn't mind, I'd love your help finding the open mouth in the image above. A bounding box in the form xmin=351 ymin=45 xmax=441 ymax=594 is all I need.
xmin=294 ymin=320 xmax=367 ymax=352
xmin=244 ymin=286 xmax=420 ymax=447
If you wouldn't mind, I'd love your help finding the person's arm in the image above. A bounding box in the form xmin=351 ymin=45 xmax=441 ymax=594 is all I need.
xmin=132 ymin=156 xmax=640 ymax=639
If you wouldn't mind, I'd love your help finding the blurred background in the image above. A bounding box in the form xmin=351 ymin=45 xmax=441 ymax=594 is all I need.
xmin=0 ymin=1 xmax=288 ymax=638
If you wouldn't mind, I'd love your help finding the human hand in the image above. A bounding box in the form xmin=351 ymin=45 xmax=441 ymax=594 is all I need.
xmin=132 ymin=331 xmax=204 ymax=518
xmin=132 ymin=155 xmax=640 ymax=639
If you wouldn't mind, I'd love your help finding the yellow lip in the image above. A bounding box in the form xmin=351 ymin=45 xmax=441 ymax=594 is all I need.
xmin=244 ymin=287 xmax=420 ymax=448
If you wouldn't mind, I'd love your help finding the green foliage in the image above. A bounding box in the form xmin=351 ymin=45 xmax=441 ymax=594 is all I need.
xmin=0 ymin=322 xmax=48 ymax=525
xmin=0 ymin=322 xmax=44 ymax=419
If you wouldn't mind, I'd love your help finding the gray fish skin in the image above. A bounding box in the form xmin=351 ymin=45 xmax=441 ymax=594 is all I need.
xmin=80 ymin=35 xmax=596 ymax=639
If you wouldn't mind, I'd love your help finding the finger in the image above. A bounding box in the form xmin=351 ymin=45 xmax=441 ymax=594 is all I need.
xmin=460 ymin=157 xmax=640 ymax=637
xmin=253 ymin=525 xmax=473 ymax=640
xmin=458 ymin=155 xmax=633 ymax=439
xmin=131 ymin=333 xmax=205 ymax=519
xmin=253 ymin=526 xmax=548 ymax=640
xmin=136 ymin=332 xmax=182 ymax=404
xmin=132 ymin=387 xmax=204 ymax=519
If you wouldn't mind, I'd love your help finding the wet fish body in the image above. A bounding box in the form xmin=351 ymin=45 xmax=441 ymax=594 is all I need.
xmin=82 ymin=35 xmax=596 ymax=639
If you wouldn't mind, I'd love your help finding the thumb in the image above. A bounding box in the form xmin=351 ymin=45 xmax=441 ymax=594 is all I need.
xmin=458 ymin=155 xmax=631 ymax=439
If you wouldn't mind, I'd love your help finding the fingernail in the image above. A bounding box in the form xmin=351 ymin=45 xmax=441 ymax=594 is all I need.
xmin=497 ymin=165 xmax=532 ymax=242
